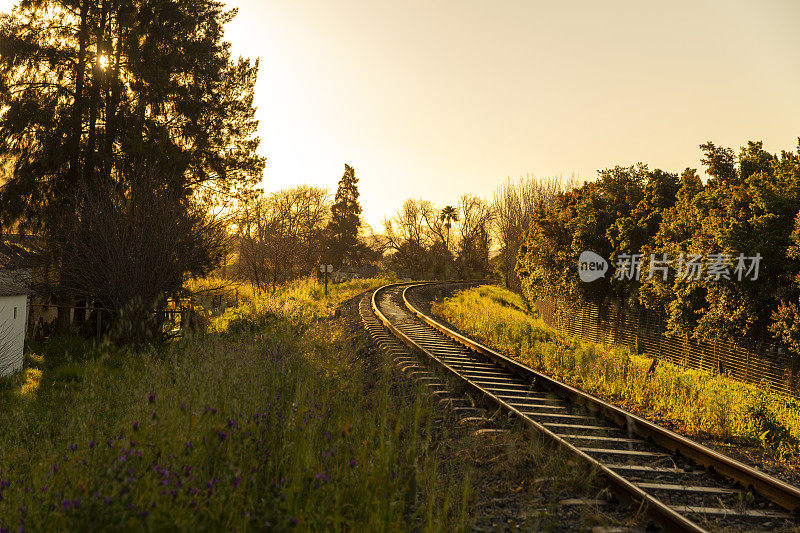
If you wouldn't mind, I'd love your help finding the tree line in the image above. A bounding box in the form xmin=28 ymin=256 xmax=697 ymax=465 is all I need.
xmin=232 ymin=164 xmax=379 ymax=292
xmin=230 ymin=172 xmax=578 ymax=289
xmin=515 ymin=140 xmax=800 ymax=355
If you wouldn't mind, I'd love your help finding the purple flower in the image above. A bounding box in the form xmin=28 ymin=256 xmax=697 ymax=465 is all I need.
xmin=132 ymin=421 xmax=139 ymax=431
xmin=289 ymin=517 xmax=298 ymax=526
xmin=216 ymin=430 xmax=227 ymax=442
xmin=61 ymin=499 xmax=71 ymax=510
xmin=89 ymin=441 xmax=95 ymax=449
xmin=233 ymin=476 xmax=242 ymax=488
xmin=151 ymin=411 xmax=157 ymax=420
xmin=350 ymin=459 xmax=357 ymax=467
xmin=69 ymin=444 xmax=77 ymax=452
xmin=148 ymin=393 xmax=156 ymax=403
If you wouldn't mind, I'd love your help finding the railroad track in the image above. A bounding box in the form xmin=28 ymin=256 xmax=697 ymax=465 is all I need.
xmin=361 ymin=282 xmax=800 ymax=533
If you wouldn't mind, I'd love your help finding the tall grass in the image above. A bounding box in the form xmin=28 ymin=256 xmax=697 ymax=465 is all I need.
xmin=0 ymin=276 xmax=475 ymax=531
xmin=434 ymin=285 xmax=800 ymax=460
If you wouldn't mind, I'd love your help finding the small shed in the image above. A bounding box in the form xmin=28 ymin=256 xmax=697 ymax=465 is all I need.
xmin=0 ymin=268 xmax=30 ymax=377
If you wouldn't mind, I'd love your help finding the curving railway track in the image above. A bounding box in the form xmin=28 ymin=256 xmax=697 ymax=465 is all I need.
xmin=360 ymin=281 xmax=800 ymax=532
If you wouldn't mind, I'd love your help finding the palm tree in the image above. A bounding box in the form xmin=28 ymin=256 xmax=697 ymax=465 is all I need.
xmin=439 ymin=206 xmax=458 ymax=279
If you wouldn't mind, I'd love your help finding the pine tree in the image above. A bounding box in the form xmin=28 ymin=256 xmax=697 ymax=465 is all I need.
xmin=0 ymin=0 xmax=264 ymax=228
xmin=326 ymin=164 xmax=362 ymax=266
xmin=0 ymin=0 xmax=264 ymax=328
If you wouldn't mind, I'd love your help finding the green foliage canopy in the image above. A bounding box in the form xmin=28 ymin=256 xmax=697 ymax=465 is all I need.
xmin=516 ymin=139 xmax=800 ymax=349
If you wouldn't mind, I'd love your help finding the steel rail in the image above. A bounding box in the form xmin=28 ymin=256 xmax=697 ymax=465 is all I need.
xmin=370 ymin=282 xmax=707 ymax=533
xmin=399 ymin=283 xmax=800 ymax=517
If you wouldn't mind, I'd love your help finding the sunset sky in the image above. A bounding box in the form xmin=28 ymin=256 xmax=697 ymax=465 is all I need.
xmin=3 ymin=0 xmax=800 ymax=228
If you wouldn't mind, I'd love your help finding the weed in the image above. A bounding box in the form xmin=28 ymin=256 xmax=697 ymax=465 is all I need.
xmin=0 ymin=275 xmax=473 ymax=531
xmin=435 ymin=285 xmax=800 ymax=462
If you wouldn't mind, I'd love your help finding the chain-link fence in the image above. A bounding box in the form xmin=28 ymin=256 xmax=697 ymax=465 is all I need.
xmin=534 ymin=298 xmax=800 ymax=398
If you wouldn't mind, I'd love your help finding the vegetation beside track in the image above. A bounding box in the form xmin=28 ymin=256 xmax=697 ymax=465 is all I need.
xmin=0 ymin=276 xmax=481 ymax=531
xmin=434 ymin=285 xmax=800 ymax=462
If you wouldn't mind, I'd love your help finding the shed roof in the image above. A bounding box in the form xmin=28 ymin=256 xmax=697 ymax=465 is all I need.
xmin=0 ymin=268 xmax=31 ymax=296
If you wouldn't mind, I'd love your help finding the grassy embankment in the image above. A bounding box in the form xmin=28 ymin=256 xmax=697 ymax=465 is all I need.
xmin=434 ymin=285 xmax=800 ymax=461
xmin=0 ymin=276 xmax=481 ymax=531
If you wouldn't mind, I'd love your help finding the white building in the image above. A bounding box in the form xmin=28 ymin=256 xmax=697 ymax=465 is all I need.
xmin=0 ymin=269 xmax=30 ymax=377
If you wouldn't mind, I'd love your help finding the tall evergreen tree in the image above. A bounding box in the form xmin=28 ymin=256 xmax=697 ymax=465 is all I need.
xmin=0 ymin=0 xmax=264 ymax=327
xmin=326 ymin=164 xmax=362 ymax=266
xmin=0 ymin=0 xmax=264 ymax=226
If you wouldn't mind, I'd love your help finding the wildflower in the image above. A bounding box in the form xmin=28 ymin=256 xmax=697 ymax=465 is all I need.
xmin=233 ymin=476 xmax=242 ymax=488
xmin=132 ymin=421 xmax=139 ymax=432
xmin=89 ymin=441 xmax=95 ymax=449
xmin=148 ymin=393 xmax=156 ymax=403
xmin=216 ymin=430 xmax=227 ymax=442
xmin=151 ymin=411 xmax=157 ymax=420
xmin=350 ymin=459 xmax=357 ymax=467
xmin=69 ymin=444 xmax=77 ymax=452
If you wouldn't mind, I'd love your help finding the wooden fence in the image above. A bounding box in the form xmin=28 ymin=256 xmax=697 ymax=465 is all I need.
xmin=534 ymin=298 xmax=800 ymax=398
